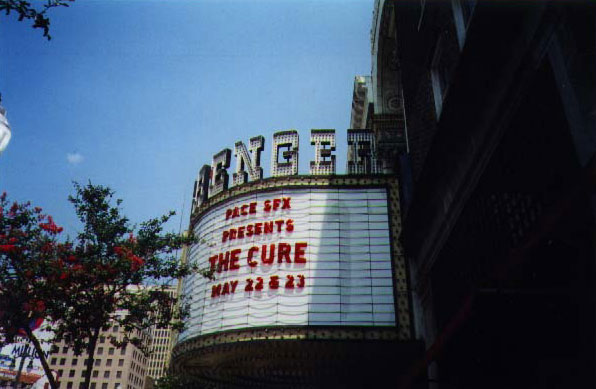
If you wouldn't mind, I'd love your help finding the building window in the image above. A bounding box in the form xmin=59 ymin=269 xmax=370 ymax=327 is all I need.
xmin=66 ymin=383 xmax=73 ymax=389
xmin=106 ymin=359 xmax=112 ymax=367
xmin=120 ymin=345 xmax=126 ymax=355
xmin=92 ymin=370 xmax=99 ymax=378
xmin=90 ymin=384 xmax=96 ymax=389
xmin=112 ymin=326 xmax=119 ymax=333
xmin=104 ymin=371 xmax=110 ymax=378
xmin=62 ymin=347 xmax=68 ymax=353
xmin=51 ymin=358 xmax=57 ymax=365
xmin=108 ymin=348 xmax=114 ymax=356
xmin=72 ymin=358 xmax=77 ymax=366
xmin=69 ymin=370 xmax=75 ymax=378
xmin=116 ymin=371 xmax=122 ymax=378
xmin=94 ymin=359 xmax=101 ymax=366
xmin=99 ymin=336 xmax=105 ymax=343
xmin=97 ymin=347 xmax=103 ymax=355
xmin=59 ymin=358 xmax=66 ymax=366
xmin=102 ymin=384 xmax=108 ymax=389
xmin=118 ymin=359 xmax=124 ymax=367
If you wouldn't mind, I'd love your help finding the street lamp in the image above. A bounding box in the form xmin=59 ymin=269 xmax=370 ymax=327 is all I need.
xmin=0 ymin=95 xmax=12 ymax=155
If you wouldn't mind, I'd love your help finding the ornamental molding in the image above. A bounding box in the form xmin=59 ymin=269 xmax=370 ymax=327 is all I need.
xmin=171 ymin=325 xmax=401 ymax=364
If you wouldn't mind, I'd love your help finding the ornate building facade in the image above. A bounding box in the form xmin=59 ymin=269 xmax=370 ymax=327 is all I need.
xmin=369 ymin=1 xmax=596 ymax=388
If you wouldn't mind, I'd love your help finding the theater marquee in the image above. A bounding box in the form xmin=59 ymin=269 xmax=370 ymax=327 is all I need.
xmin=178 ymin=187 xmax=396 ymax=340
xmin=172 ymin=130 xmax=415 ymax=386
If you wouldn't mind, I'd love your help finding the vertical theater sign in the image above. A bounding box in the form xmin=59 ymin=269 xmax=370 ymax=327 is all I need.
xmin=172 ymin=129 xmax=421 ymax=387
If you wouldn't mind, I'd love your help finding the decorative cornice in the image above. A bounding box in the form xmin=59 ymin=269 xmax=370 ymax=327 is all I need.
xmin=190 ymin=174 xmax=397 ymax=230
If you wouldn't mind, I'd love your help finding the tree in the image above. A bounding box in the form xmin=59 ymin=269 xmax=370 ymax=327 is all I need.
xmin=0 ymin=192 xmax=73 ymax=389
xmin=0 ymin=0 xmax=74 ymax=40
xmin=49 ymin=183 xmax=196 ymax=389
xmin=154 ymin=373 xmax=197 ymax=389
xmin=0 ymin=184 xmax=197 ymax=389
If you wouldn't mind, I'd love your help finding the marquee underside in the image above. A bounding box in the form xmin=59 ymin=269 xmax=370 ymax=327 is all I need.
xmin=172 ymin=330 xmax=424 ymax=388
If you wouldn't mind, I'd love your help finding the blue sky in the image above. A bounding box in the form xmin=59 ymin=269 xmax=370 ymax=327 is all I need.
xmin=0 ymin=0 xmax=373 ymax=236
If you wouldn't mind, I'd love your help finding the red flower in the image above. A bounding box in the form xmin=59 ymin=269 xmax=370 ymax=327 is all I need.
xmin=130 ymin=255 xmax=144 ymax=271
xmin=0 ymin=244 xmax=16 ymax=253
xmin=59 ymin=272 xmax=68 ymax=280
xmin=39 ymin=216 xmax=64 ymax=234
xmin=8 ymin=237 xmax=17 ymax=244
xmin=113 ymin=246 xmax=124 ymax=256
xmin=66 ymin=255 xmax=77 ymax=263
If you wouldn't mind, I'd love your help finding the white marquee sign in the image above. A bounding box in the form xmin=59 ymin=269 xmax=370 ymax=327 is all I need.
xmin=179 ymin=188 xmax=396 ymax=340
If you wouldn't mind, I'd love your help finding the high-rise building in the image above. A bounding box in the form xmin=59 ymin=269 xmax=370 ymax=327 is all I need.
xmin=47 ymin=323 xmax=150 ymax=389
xmin=47 ymin=282 xmax=182 ymax=389
xmin=145 ymin=287 xmax=177 ymax=381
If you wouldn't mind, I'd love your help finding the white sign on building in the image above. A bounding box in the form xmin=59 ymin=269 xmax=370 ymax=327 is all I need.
xmin=179 ymin=188 xmax=396 ymax=340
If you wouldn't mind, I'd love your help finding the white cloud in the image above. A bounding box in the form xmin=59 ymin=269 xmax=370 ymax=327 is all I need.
xmin=66 ymin=152 xmax=84 ymax=165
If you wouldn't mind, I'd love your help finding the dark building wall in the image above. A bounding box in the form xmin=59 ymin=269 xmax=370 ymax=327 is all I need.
xmin=430 ymin=58 xmax=593 ymax=388
xmin=388 ymin=1 xmax=596 ymax=388
xmin=395 ymin=1 xmax=460 ymax=183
